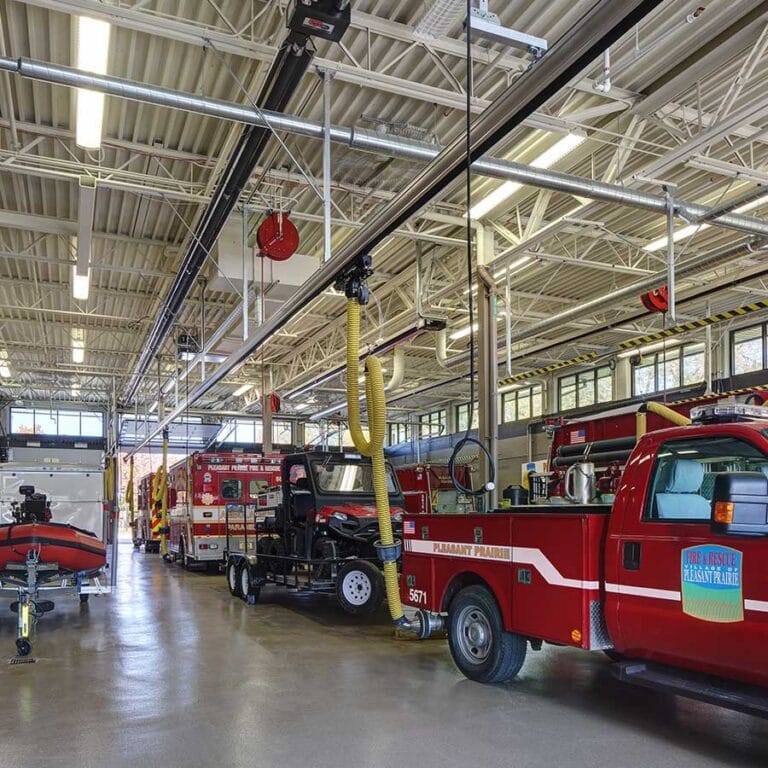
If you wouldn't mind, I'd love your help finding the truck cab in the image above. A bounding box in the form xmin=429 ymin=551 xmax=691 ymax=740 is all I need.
xmin=400 ymin=404 xmax=768 ymax=711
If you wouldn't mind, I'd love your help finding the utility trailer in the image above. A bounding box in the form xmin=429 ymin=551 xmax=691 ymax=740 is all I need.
xmin=225 ymin=451 xmax=405 ymax=615
xmin=401 ymin=404 xmax=768 ymax=717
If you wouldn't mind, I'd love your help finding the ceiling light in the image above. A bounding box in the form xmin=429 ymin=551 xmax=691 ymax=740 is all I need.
xmin=732 ymin=192 xmax=768 ymax=214
xmin=232 ymin=383 xmax=253 ymax=397
xmin=179 ymin=351 xmax=227 ymax=364
xmin=644 ymin=224 xmax=702 ymax=252
xmin=449 ymin=323 xmax=478 ymax=341
xmin=0 ymin=349 xmax=10 ymax=379
xmin=413 ymin=0 xmax=465 ymax=41
xmin=469 ymin=133 xmax=585 ymax=219
xmin=492 ymin=256 xmax=532 ymax=280
xmin=72 ymin=265 xmax=90 ymax=300
xmin=71 ymin=380 xmax=81 ymax=396
xmin=498 ymin=383 xmax=523 ymax=394
xmin=75 ymin=16 xmax=111 ymax=149
xmin=148 ymin=400 xmax=158 ymax=414
xmin=72 ymin=328 xmax=85 ymax=364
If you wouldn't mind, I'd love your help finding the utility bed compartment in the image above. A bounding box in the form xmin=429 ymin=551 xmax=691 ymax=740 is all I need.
xmin=402 ymin=506 xmax=611 ymax=649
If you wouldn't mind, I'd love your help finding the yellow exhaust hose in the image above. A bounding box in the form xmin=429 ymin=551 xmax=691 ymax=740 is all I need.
xmin=346 ymin=299 xmax=405 ymax=624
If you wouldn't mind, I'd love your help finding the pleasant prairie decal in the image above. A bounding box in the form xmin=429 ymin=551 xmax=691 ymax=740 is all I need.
xmin=681 ymin=545 xmax=744 ymax=623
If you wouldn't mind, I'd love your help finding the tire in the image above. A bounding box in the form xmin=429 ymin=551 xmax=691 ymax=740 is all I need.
xmin=271 ymin=539 xmax=294 ymax=576
xmin=447 ymin=585 xmax=527 ymax=684
xmin=16 ymin=638 xmax=32 ymax=657
xmin=604 ymin=650 xmax=623 ymax=662
xmin=79 ymin=594 xmax=90 ymax=604
xmin=226 ymin=558 xmax=242 ymax=598
xmin=336 ymin=560 xmax=384 ymax=616
xmin=238 ymin=562 xmax=260 ymax=604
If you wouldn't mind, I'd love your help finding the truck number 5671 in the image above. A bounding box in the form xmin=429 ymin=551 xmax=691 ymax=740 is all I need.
xmin=408 ymin=588 xmax=428 ymax=605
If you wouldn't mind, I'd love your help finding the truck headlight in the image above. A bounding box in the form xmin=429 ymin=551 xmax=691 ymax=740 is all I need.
xmin=331 ymin=511 xmax=348 ymax=521
xmin=392 ymin=511 xmax=403 ymax=522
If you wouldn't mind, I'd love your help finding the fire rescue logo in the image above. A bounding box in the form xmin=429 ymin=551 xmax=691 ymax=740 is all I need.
xmin=681 ymin=545 xmax=743 ymax=623
xmin=201 ymin=492 xmax=215 ymax=506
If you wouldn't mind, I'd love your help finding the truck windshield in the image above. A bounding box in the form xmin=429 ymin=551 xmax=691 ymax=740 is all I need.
xmin=311 ymin=460 xmax=398 ymax=495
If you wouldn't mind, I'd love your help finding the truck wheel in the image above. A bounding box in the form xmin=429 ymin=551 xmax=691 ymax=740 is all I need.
xmin=238 ymin=562 xmax=259 ymax=603
xmin=336 ymin=560 xmax=384 ymax=616
xmin=448 ymin=585 xmax=526 ymax=684
xmin=271 ymin=540 xmax=294 ymax=576
xmin=226 ymin=559 xmax=242 ymax=598
xmin=16 ymin=638 xmax=32 ymax=657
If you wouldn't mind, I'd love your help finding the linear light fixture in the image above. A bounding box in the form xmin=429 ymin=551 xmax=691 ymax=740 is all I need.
xmin=72 ymin=328 xmax=85 ymax=363
xmin=469 ymin=133 xmax=586 ymax=219
xmin=617 ymin=338 xmax=689 ymax=359
xmin=75 ymin=16 xmax=111 ymax=149
xmin=232 ymin=383 xmax=253 ymax=397
xmin=0 ymin=349 xmax=10 ymax=378
xmin=148 ymin=400 xmax=158 ymax=414
xmin=413 ymin=0 xmax=465 ymax=41
xmin=179 ymin=351 xmax=227 ymax=364
xmin=450 ymin=323 xmax=479 ymax=340
xmin=72 ymin=264 xmax=90 ymax=300
xmin=644 ymin=192 xmax=768 ymax=252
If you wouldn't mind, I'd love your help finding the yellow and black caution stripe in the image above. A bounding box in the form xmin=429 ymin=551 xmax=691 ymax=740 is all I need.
xmin=670 ymin=384 xmax=768 ymax=407
xmin=498 ymin=352 xmax=598 ymax=387
xmin=617 ymin=299 xmax=768 ymax=350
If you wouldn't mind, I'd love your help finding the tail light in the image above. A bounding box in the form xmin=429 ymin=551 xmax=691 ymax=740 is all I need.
xmin=714 ymin=501 xmax=734 ymax=524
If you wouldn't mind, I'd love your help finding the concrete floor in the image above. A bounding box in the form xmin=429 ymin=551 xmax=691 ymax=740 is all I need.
xmin=1 ymin=545 xmax=767 ymax=768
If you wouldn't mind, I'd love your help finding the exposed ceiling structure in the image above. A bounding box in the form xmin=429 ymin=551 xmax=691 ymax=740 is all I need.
xmin=1 ymin=0 xmax=768 ymax=423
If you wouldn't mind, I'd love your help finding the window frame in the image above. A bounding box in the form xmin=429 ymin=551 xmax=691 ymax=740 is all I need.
xmin=500 ymin=384 xmax=544 ymax=424
xmin=558 ymin=366 xmax=613 ymax=411
xmin=418 ymin=409 xmax=447 ymax=438
xmin=730 ymin=322 xmax=767 ymax=376
xmin=9 ymin=407 xmax=104 ymax=438
xmin=631 ymin=342 xmax=705 ymax=397
xmin=220 ymin=478 xmax=242 ymax=501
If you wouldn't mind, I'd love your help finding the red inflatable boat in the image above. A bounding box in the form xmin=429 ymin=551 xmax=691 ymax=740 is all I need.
xmin=0 ymin=522 xmax=107 ymax=574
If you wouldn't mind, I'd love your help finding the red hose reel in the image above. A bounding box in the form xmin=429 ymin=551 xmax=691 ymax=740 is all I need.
xmin=256 ymin=211 xmax=300 ymax=261
xmin=640 ymin=286 xmax=668 ymax=313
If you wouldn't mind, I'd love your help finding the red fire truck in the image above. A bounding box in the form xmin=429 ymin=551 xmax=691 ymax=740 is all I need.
xmin=395 ymin=463 xmax=473 ymax=514
xmin=167 ymin=452 xmax=283 ymax=569
xmin=400 ymin=403 xmax=768 ymax=716
xmin=134 ymin=472 xmax=160 ymax=553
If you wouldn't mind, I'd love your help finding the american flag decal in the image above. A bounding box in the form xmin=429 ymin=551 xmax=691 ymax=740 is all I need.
xmin=404 ymin=520 xmax=415 ymax=535
xmin=570 ymin=428 xmax=586 ymax=444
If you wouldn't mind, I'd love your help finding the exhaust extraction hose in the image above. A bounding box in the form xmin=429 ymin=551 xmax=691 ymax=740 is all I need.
xmin=346 ymin=298 xmax=405 ymax=624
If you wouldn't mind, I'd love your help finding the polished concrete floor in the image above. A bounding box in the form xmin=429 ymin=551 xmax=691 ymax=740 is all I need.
xmin=1 ymin=542 xmax=767 ymax=768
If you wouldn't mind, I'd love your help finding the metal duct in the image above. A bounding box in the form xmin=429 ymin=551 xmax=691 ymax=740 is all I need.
xmin=121 ymin=0 xmax=665 ymax=455
xmin=2 ymin=53 xmax=768 ymax=240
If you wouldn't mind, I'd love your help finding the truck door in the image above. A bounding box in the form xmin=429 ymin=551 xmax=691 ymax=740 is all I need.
xmin=613 ymin=434 xmax=768 ymax=680
xmin=219 ymin=474 xmax=244 ymax=548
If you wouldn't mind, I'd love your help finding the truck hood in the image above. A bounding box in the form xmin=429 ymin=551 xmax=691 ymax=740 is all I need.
xmin=319 ymin=502 xmax=405 ymax=519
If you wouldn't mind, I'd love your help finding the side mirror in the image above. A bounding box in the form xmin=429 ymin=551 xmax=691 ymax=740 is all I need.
xmin=711 ymin=472 xmax=768 ymax=536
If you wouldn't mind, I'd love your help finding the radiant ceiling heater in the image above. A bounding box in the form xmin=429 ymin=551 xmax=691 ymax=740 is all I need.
xmin=123 ymin=0 xmax=351 ymax=404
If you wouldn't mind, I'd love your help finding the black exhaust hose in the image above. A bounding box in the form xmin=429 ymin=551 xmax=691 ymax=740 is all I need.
xmin=552 ymin=449 xmax=633 ymax=469
xmin=556 ymin=435 xmax=637 ymax=457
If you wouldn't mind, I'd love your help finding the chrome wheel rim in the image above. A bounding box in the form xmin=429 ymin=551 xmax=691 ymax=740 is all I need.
xmin=240 ymin=566 xmax=250 ymax=596
xmin=228 ymin=563 xmax=237 ymax=591
xmin=341 ymin=570 xmax=372 ymax=606
xmin=455 ymin=605 xmax=492 ymax=664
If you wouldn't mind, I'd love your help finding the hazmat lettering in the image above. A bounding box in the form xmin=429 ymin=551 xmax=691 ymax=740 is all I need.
xmin=681 ymin=545 xmax=744 ymax=623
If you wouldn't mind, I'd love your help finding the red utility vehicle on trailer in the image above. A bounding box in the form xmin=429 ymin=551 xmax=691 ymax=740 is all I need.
xmin=401 ymin=404 xmax=768 ymax=716
xmin=167 ymin=452 xmax=283 ymax=569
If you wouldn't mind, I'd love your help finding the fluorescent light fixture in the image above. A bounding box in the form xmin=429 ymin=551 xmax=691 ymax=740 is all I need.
xmin=148 ymin=400 xmax=158 ymax=414
xmin=469 ymin=133 xmax=585 ymax=219
xmin=618 ymin=338 xmax=685 ymax=359
xmin=413 ymin=0 xmax=465 ymax=41
xmin=449 ymin=323 xmax=478 ymax=341
xmin=72 ymin=264 xmax=90 ymax=299
xmin=492 ymin=256 xmax=533 ymax=280
xmin=498 ymin=383 xmax=522 ymax=394
xmin=71 ymin=380 xmax=80 ymax=396
xmin=179 ymin=351 xmax=227 ymax=364
xmin=75 ymin=16 xmax=111 ymax=149
xmin=643 ymin=193 xmax=768 ymax=252
xmin=232 ymin=383 xmax=253 ymax=397
xmin=72 ymin=328 xmax=85 ymax=363
xmin=0 ymin=349 xmax=9 ymax=378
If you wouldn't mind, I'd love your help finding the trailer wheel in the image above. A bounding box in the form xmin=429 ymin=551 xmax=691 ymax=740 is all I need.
xmin=226 ymin=558 xmax=242 ymax=598
xmin=336 ymin=560 xmax=384 ymax=616
xmin=238 ymin=562 xmax=260 ymax=604
xmin=16 ymin=638 xmax=32 ymax=657
xmin=448 ymin=585 xmax=526 ymax=684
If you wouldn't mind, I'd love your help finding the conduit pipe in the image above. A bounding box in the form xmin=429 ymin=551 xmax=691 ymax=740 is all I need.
xmin=124 ymin=0 xmax=668 ymax=456
xmin=2 ymin=56 xmax=768 ymax=241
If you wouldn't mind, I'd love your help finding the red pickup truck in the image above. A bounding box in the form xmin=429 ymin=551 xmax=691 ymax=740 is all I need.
xmin=400 ymin=404 xmax=768 ymax=715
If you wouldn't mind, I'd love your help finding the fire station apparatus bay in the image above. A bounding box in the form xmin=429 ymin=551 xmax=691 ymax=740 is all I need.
xmin=0 ymin=549 xmax=766 ymax=768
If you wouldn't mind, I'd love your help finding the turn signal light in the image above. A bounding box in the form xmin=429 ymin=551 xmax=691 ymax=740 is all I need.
xmin=714 ymin=501 xmax=734 ymax=524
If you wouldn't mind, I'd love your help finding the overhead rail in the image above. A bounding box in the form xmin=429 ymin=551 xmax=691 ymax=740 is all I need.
xmin=1 ymin=55 xmax=767 ymax=241
xmin=108 ymin=0 xmax=666 ymax=457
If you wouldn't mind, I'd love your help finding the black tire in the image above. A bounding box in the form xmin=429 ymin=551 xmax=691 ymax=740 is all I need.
xmin=603 ymin=649 xmax=623 ymax=662
xmin=226 ymin=558 xmax=242 ymax=598
xmin=238 ymin=562 xmax=260 ymax=604
xmin=79 ymin=594 xmax=90 ymax=604
xmin=336 ymin=560 xmax=384 ymax=616
xmin=271 ymin=539 xmax=294 ymax=576
xmin=16 ymin=638 xmax=32 ymax=657
xmin=447 ymin=585 xmax=527 ymax=684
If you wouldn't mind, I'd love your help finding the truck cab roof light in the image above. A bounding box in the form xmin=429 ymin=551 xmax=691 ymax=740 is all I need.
xmin=690 ymin=404 xmax=768 ymax=424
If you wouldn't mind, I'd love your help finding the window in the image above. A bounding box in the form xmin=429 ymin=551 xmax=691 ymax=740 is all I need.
xmin=220 ymin=479 xmax=242 ymax=500
xmin=455 ymin=403 xmax=479 ymax=432
xmin=249 ymin=479 xmax=270 ymax=498
xmin=558 ymin=366 xmax=612 ymax=411
xmin=388 ymin=422 xmax=411 ymax=445
xmin=272 ymin=420 xmax=292 ymax=445
xmin=9 ymin=407 xmax=104 ymax=437
xmin=418 ymin=409 xmax=447 ymax=438
xmin=645 ymin=436 xmax=766 ymax=522
xmin=732 ymin=324 xmax=766 ymax=375
xmin=501 ymin=384 xmax=544 ymax=423
xmin=632 ymin=343 xmax=705 ymax=396
xmin=304 ymin=423 xmax=322 ymax=446
xmin=311 ymin=459 xmax=398 ymax=494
